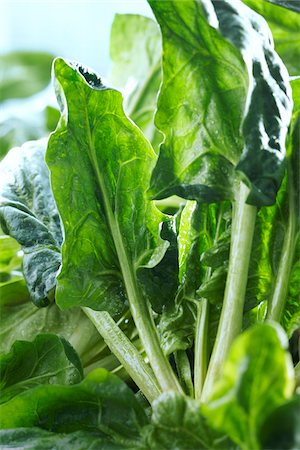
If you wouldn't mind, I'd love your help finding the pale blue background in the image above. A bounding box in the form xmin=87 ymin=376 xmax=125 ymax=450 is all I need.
xmin=0 ymin=0 xmax=154 ymax=77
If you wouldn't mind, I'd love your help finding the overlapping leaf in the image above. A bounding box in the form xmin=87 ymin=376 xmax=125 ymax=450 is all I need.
xmin=110 ymin=14 xmax=162 ymax=149
xmin=47 ymin=58 xmax=174 ymax=315
xmin=242 ymin=0 xmax=300 ymax=75
xmin=0 ymin=139 xmax=62 ymax=306
xmin=148 ymin=0 xmax=292 ymax=206
xmin=0 ymin=334 xmax=83 ymax=404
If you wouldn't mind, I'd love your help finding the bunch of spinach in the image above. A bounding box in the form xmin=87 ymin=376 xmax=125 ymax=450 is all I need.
xmin=0 ymin=0 xmax=299 ymax=448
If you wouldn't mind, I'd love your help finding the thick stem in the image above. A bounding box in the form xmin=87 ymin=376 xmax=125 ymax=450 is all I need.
xmin=266 ymin=168 xmax=296 ymax=322
xmin=83 ymin=308 xmax=161 ymax=404
xmin=201 ymin=182 xmax=257 ymax=402
xmin=175 ymin=350 xmax=194 ymax=397
xmin=194 ymin=298 xmax=209 ymax=400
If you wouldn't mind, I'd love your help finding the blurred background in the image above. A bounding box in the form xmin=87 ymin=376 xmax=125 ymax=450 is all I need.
xmin=0 ymin=0 xmax=154 ymax=76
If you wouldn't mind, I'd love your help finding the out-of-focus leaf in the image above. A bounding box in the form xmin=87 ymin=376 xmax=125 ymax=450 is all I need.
xmin=143 ymin=392 xmax=230 ymax=449
xmin=0 ymin=368 xmax=148 ymax=447
xmin=110 ymin=14 xmax=162 ymax=149
xmin=0 ymin=299 xmax=103 ymax=368
xmin=242 ymin=0 xmax=300 ymax=75
xmin=265 ymin=0 xmax=300 ymax=14
xmin=0 ymin=51 xmax=53 ymax=102
xmin=0 ymin=334 xmax=83 ymax=404
xmin=148 ymin=0 xmax=292 ymax=206
xmin=0 ymin=139 xmax=62 ymax=306
xmin=47 ymin=58 xmax=173 ymax=315
xmin=0 ymin=428 xmax=125 ymax=450
xmin=202 ymin=323 xmax=295 ymax=449
xmin=259 ymin=394 xmax=300 ymax=449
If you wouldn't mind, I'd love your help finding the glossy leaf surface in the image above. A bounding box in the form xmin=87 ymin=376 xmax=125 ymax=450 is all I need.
xmin=148 ymin=0 xmax=292 ymax=206
xmin=0 ymin=334 xmax=83 ymax=404
xmin=47 ymin=58 xmax=172 ymax=315
xmin=0 ymin=139 xmax=62 ymax=306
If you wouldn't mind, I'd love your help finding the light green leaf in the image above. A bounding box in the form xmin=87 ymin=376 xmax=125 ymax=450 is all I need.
xmin=0 ymin=334 xmax=83 ymax=404
xmin=148 ymin=0 xmax=292 ymax=206
xmin=202 ymin=323 xmax=295 ymax=450
xmin=242 ymin=0 xmax=300 ymax=75
xmin=47 ymin=58 xmax=171 ymax=315
xmin=110 ymin=14 xmax=162 ymax=149
xmin=0 ymin=139 xmax=62 ymax=306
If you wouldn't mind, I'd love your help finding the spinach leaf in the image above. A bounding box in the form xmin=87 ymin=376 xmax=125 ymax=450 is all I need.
xmin=110 ymin=14 xmax=162 ymax=149
xmin=0 ymin=368 xmax=148 ymax=447
xmin=0 ymin=139 xmax=62 ymax=306
xmin=47 ymin=58 xmax=181 ymax=392
xmin=202 ymin=323 xmax=295 ymax=450
xmin=148 ymin=0 xmax=292 ymax=206
xmin=0 ymin=334 xmax=83 ymax=404
xmin=144 ymin=392 xmax=229 ymax=450
xmin=242 ymin=0 xmax=300 ymax=75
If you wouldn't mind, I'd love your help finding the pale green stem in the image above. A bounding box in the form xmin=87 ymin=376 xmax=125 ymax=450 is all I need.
xmin=194 ymin=298 xmax=209 ymax=400
xmin=201 ymin=182 xmax=257 ymax=402
xmin=83 ymin=308 xmax=161 ymax=404
xmin=194 ymin=203 xmax=223 ymax=400
xmin=266 ymin=166 xmax=296 ymax=322
xmin=175 ymin=350 xmax=194 ymax=397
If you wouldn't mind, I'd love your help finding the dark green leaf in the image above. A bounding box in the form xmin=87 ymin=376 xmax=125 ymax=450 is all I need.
xmin=148 ymin=0 xmax=292 ymax=206
xmin=259 ymin=394 xmax=300 ymax=449
xmin=202 ymin=323 xmax=295 ymax=449
xmin=0 ymin=139 xmax=62 ymax=306
xmin=0 ymin=51 xmax=53 ymax=102
xmin=242 ymin=0 xmax=300 ymax=75
xmin=110 ymin=14 xmax=162 ymax=149
xmin=0 ymin=428 xmax=125 ymax=450
xmin=265 ymin=0 xmax=300 ymax=14
xmin=0 ymin=334 xmax=83 ymax=404
xmin=47 ymin=58 xmax=172 ymax=315
xmin=0 ymin=368 xmax=148 ymax=447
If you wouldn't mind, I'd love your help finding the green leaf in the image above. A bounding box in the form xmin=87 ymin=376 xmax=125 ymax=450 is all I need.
xmin=148 ymin=0 xmax=292 ymax=206
xmin=0 ymin=51 xmax=53 ymax=102
xmin=47 ymin=58 xmax=171 ymax=315
xmin=110 ymin=14 xmax=162 ymax=149
xmin=144 ymin=392 xmax=214 ymax=449
xmin=0 ymin=299 xmax=103 ymax=368
xmin=259 ymin=394 xmax=300 ymax=450
xmin=0 ymin=139 xmax=62 ymax=306
xmin=0 ymin=334 xmax=83 ymax=404
xmin=242 ymin=0 xmax=300 ymax=75
xmin=202 ymin=323 xmax=295 ymax=450
xmin=0 ymin=368 xmax=148 ymax=447
xmin=0 ymin=428 xmax=125 ymax=450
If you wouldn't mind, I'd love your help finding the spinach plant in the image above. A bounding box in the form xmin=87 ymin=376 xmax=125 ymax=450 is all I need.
xmin=0 ymin=0 xmax=299 ymax=448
